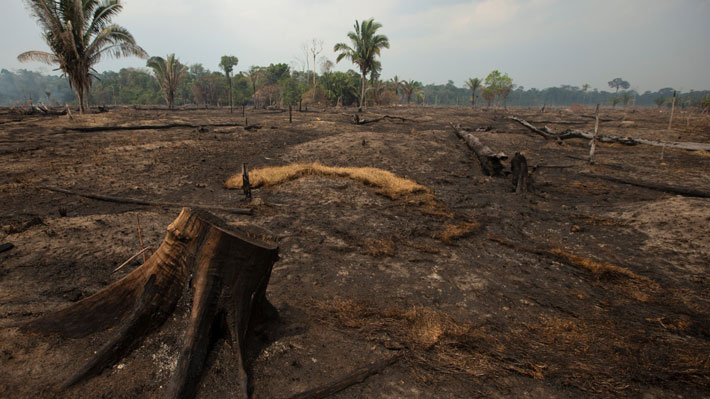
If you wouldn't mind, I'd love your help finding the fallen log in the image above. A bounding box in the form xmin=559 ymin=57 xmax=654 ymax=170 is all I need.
xmin=0 ymin=242 xmax=14 ymax=253
xmin=41 ymin=186 xmax=253 ymax=215
xmin=352 ymin=114 xmax=414 ymax=125
xmin=580 ymin=173 xmax=710 ymax=198
xmin=65 ymin=122 xmax=244 ymax=133
xmin=509 ymin=116 xmax=710 ymax=151
xmin=22 ymin=208 xmax=279 ymax=398
xmin=450 ymin=123 xmax=506 ymax=176
xmin=287 ymin=352 xmax=405 ymax=399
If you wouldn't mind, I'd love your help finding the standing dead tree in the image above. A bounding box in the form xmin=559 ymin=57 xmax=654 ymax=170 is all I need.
xmin=22 ymin=209 xmax=279 ymax=399
xmin=450 ymin=123 xmax=506 ymax=176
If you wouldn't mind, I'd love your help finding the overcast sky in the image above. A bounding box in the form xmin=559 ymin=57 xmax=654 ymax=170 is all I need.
xmin=2 ymin=0 xmax=709 ymax=92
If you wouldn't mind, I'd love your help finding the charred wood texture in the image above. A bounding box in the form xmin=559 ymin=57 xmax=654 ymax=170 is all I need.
xmin=511 ymin=153 xmax=534 ymax=193
xmin=509 ymin=116 xmax=710 ymax=151
xmin=22 ymin=208 xmax=279 ymax=399
xmin=450 ymin=123 xmax=507 ymax=177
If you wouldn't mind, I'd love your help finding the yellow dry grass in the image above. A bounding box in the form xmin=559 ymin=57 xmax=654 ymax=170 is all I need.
xmin=436 ymin=221 xmax=480 ymax=244
xmin=362 ymin=238 xmax=396 ymax=257
xmin=225 ymin=162 xmax=427 ymax=199
xmin=548 ymin=248 xmax=645 ymax=280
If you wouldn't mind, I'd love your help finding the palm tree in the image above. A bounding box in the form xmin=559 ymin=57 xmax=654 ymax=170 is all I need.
xmin=18 ymin=0 xmax=147 ymax=113
xmin=219 ymin=55 xmax=239 ymax=113
xmin=334 ymin=18 xmax=389 ymax=112
xmin=391 ymin=75 xmax=401 ymax=103
xmin=401 ymin=80 xmax=422 ymax=104
xmin=147 ymin=54 xmax=187 ymax=110
xmin=464 ymin=77 xmax=482 ymax=107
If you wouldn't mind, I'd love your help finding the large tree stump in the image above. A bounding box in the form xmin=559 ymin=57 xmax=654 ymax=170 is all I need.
xmin=22 ymin=208 xmax=279 ymax=399
xmin=450 ymin=123 xmax=507 ymax=176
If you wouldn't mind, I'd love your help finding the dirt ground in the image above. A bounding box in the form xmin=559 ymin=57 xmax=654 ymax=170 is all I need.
xmin=0 ymin=104 xmax=709 ymax=398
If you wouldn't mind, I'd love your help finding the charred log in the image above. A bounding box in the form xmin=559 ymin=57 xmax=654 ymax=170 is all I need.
xmin=22 ymin=208 xmax=279 ymax=399
xmin=511 ymin=153 xmax=534 ymax=193
xmin=450 ymin=123 xmax=507 ymax=177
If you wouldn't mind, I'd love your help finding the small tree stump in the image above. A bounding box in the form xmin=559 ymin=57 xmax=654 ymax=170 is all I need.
xmin=22 ymin=208 xmax=279 ymax=399
xmin=511 ymin=153 xmax=534 ymax=193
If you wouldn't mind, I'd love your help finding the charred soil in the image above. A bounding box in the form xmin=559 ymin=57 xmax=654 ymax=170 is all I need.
xmin=1 ymin=105 xmax=709 ymax=398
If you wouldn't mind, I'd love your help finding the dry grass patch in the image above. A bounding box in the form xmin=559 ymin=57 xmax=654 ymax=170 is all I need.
xmin=436 ymin=221 xmax=480 ymax=244
xmin=362 ymin=238 xmax=396 ymax=257
xmin=225 ymin=162 xmax=427 ymax=200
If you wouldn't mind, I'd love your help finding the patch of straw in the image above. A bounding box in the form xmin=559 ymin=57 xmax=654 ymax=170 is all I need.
xmin=225 ymin=162 xmax=428 ymax=199
xmin=436 ymin=221 xmax=480 ymax=244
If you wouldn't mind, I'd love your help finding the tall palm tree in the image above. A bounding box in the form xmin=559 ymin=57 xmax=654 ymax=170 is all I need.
xmin=464 ymin=77 xmax=482 ymax=107
xmin=219 ymin=55 xmax=239 ymax=113
xmin=18 ymin=0 xmax=147 ymax=113
xmin=391 ymin=75 xmax=401 ymax=103
xmin=401 ymin=80 xmax=422 ymax=104
xmin=334 ymin=18 xmax=389 ymax=112
xmin=147 ymin=54 xmax=187 ymax=110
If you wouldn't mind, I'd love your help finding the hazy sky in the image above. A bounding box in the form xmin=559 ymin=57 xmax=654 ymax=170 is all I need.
xmin=3 ymin=0 xmax=709 ymax=92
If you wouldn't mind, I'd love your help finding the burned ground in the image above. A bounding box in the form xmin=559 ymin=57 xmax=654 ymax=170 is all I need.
xmin=0 ymin=105 xmax=709 ymax=398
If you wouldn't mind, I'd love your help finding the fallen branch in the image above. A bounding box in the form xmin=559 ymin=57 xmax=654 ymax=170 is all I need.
xmin=40 ymin=186 xmax=253 ymax=215
xmin=580 ymin=173 xmax=710 ymax=198
xmin=0 ymin=243 xmax=14 ymax=253
xmin=287 ymin=352 xmax=405 ymax=399
xmin=450 ymin=123 xmax=507 ymax=176
xmin=113 ymin=246 xmax=153 ymax=273
xmin=65 ymin=122 xmax=244 ymax=133
xmin=353 ymin=114 xmax=414 ymax=125
xmin=509 ymin=116 xmax=710 ymax=151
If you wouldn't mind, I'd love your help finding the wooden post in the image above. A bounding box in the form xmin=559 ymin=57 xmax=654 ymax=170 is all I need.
xmin=661 ymin=91 xmax=677 ymax=161
xmin=242 ymin=163 xmax=252 ymax=200
xmin=589 ymin=104 xmax=600 ymax=164
xmin=242 ymin=104 xmax=245 ymax=117
xmin=65 ymin=103 xmax=73 ymax=120
xmin=289 ymin=105 xmax=292 ymax=123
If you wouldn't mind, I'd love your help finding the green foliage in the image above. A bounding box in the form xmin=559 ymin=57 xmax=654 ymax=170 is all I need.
xmin=618 ymin=91 xmax=635 ymax=107
xmin=319 ymin=70 xmax=359 ymax=106
xmin=481 ymin=87 xmax=496 ymax=107
xmin=464 ymin=77 xmax=482 ymax=106
xmin=334 ymin=18 xmax=389 ymax=110
xmin=484 ymin=70 xmax=514 ymax=106
xmin=0 ymin=69 xmax=74 ymax=106
xmin=608 ymin=78 xmax=630 ymax=93
xmin=192 ymin=72 xmax=228 ymax=107
xmin=147 ymin=54 xmax=187 ymax=109
xmin=19 ymin=0 xmax=147 ymax=112
xmin=653 ymin=97 xmax=666 ymax=108
xmin=281 ymin=77 xmax=306 ymax=106
xmin=231 ymin=72 xmax=252 ymax=106
xmin=401 ymin=80 xmax=423 ymax=104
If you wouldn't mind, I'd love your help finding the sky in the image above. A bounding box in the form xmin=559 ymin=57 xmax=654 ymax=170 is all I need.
xmin=2 ymin=0 xmax=709 ymax=93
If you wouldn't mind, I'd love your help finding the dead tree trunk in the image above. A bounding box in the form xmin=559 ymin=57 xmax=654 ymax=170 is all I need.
xmin=450 ymin=123 xmax=507 ymax=176
xmin=511 ymin=153 xmax=533 ymax=193
xmin=22 ymin=208 xmax=279 ymax=399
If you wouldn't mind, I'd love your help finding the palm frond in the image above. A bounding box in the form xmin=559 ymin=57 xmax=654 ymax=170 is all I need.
xmin=17 ymin=50 xmax=58 ymax=64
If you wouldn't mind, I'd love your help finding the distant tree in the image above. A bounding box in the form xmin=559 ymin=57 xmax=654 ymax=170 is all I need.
xmin=18 ymin=0 xmax=147 ymax=113
xmin=484 ymin=70 xmax=513 ymax=106
xmin=192 ymin=73 xmax=227 ymax=107
xmin=308 ymin=39 xmax=323 ymax=89
xmin=610 ymin=96 xmax=621 ymax=108
xmin=219 ymin=55 xmax=239 ymax=112
xmin=320 ymin=58 xmax=334 ymax=74
xmin=334 ymin=18 xmax=390 ymax=111
xmin=608 ymin=78 xmax=630 ymax=93
xmin=619 ymin=91 xmax=635 ymax=107
xmin=390 ymin=75 xmax=401 ymax=102
xmin=401 ymin=80 xmax=422 ymax=104
xmin=481 ymin=87 xmax=496 ymax=107
xmin=653 ymin=97 xmax=666 ymax=108
xmin=582 ymin=83 xmax=590 ymax=104
xmin=245 ymin=66 xmax=262 ymax=108
xmin=147 ymin=54 xmax=187 ymax=110
xmin=464 ymin=77 xmax=482 ymax=106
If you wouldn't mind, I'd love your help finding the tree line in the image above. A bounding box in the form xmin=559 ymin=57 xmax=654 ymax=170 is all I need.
xmin=12 ymin=0 xmax=709 ymax=112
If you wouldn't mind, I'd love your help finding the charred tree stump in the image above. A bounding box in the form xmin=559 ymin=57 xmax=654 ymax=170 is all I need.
xmin=242 ymin=163 xmax=252 ymax=200
xmin=450 ymin=123 xmax=507 ymax=177
xmin=22 ymin=208 xmax=279 ymax=399
xmin=511 ymin=153 xmax=534 ymax=193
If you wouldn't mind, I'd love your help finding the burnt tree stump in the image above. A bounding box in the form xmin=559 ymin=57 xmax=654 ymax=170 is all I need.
xmin=22 ymin=208 xmax=279 ymax=399
xmin=511 ymin=152 xmax=534 ymax=193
